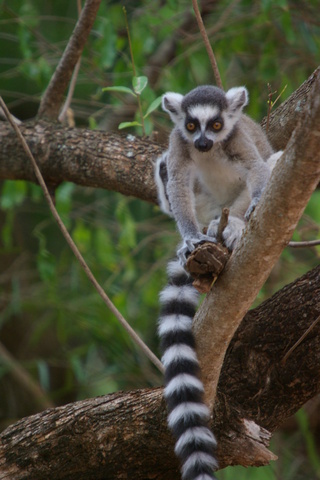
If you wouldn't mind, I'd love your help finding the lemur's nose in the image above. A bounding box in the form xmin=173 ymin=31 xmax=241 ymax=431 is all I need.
xmin=195 ymin=136 xmax=213 ymax=152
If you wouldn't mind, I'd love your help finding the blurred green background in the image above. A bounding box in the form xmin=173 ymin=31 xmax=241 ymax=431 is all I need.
xmin=0 ymin=1 xmax=319 ymax=478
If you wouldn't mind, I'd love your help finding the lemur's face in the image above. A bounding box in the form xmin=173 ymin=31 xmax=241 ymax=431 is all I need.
xmin=162 ymin=85 xmax=248 ymax=153
xmin=183 ymin=104 xmax=226 ymax=152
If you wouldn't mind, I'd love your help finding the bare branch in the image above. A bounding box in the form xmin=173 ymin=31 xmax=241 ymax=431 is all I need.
xmin=288 ymin=239 xmax=320 ymax=248
xmin=216 ymin=207 xmax=229 ymax=243
xmin=192 ymin=0 xmax=223 ymax=89
xmin=194 ymin=72 xmax=320 ymax=409
xmin=38 ymin=0 xmax=102 ymax=120
xmin=58 ymin=0 xmax=83 ymax=123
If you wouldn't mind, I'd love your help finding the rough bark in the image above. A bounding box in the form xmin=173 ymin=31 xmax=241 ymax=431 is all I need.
xmin=0 ymin=123 xmax=160 ymax=204
xmin=261 ymin=66 xmax=320 ymax=151
xmin=0 ymin=67 xmax=319 ymax=204
xmin=194 ymin=70 xmax=320 ymax=408
xmin=0 ymin=265 xmax=319 ymax=479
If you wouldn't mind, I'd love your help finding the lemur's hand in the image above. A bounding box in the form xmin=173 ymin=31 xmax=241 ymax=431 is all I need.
xmin=177 ymin=233 xmax=216 ymax=265
xmin=208 ymin=216 xmax=245 ymax=250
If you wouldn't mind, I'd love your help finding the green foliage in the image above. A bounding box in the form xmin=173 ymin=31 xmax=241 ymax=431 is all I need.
xmin=103 ymin=76 xmax=162 ymax=131
xmin=0 ymin=180 xmax=27 ymax=210
xmin=296 ymin=409 xmax=320 ymax=477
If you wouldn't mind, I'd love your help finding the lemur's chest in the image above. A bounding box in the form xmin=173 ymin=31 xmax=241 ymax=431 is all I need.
xmin=191 ymin=148 xmax=246 ymax=202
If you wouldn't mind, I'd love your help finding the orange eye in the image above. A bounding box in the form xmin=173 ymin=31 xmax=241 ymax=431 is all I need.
xmin=212 ymin=121 xmax=222 ymax=131
xmin=186 ymin=122 xmax=196 ymax=132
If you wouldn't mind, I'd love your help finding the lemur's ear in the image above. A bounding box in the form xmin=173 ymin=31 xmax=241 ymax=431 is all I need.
xmin=226 ymin=86 xmax=248 ymax=112
xmin=162 ymin=92 xmax=184 ymax=124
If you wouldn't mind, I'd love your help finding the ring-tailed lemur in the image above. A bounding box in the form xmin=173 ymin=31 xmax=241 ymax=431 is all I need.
xmin=156 ymin=85 xmax=282 ymax=480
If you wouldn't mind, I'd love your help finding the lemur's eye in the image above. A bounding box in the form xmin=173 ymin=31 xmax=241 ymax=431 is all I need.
xmin=212 ymin=121 xmax=222 ymax=131
xmin=186 ymin=122 xmax=196 ymax=132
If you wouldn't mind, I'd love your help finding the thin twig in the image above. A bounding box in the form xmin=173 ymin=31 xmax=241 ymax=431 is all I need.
xmin=123 ymin=6 xmax=145 ymax=135
xmin=38 ymin=0 xmax=102 ymax=120
xmin=58 ymin=0 xmax=83 ymax=123
xmin=0 ymin=96 xmax=164 ymax=374
xmin=216 ymin=208 xmax=229 ymax=244
xmin=0 ymin=107 xmax=22 ymax=125
xmin=282 ymin=315 xmax=320 ymax=364
xmin=288 ymin=239 xmax=320 ymax=248
xmin=192 ymin=0 xmax=223 ymax=89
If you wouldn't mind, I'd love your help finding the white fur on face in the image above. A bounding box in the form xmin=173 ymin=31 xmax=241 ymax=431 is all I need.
xmin=185 ymin=104 xmax=240 ymax=144
xmin=188 ymin=105 xmax=220 ymax=128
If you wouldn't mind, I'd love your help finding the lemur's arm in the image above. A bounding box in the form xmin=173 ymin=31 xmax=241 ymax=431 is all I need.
xmin=165 ymin=136 xmax=215 ymax=262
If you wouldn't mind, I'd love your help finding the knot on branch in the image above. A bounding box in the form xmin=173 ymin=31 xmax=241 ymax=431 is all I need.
xmin=185 ymin=242 xmax=230 ymax=293
xmin=185 ymin=208 xmax=231 ymax=293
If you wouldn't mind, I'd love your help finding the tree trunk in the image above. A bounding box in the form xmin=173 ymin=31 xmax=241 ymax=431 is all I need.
xmin=0 ymin=265 xmax=319 ymax=479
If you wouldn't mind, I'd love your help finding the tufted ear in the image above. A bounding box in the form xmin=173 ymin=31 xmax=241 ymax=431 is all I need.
xmin=226 ymin=86 xmax=248 ymax=113
xmin=162 ymin=92 xmax=184 ymax=124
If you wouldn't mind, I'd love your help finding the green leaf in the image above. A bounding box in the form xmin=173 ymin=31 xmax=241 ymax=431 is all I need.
xmin=102 ymin=86 xmax=136 ymax=97
xmin=118 ymin=121 xmax=142 ymax=129
xmin=143 ymin=96 xmax=162 ymax=118
xmin=0 ymin=180 xmax=27 ymax=210
xmin=94 ymin=18 xmax=117 ymax=69
xmin=37 ymin=249 xmax=56 ymax=282
xmin=73 ymin=220 xmax=92 ymax=253
xmin=132 ymin=76 xmax=148 ymax=95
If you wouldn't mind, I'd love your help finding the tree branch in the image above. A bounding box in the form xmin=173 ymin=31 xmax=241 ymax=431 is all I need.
xmin=194 ymin=71 xmax=320 ymax=409
xmin=261 ymin=66 xmax=320 ymax=151
xmin=58 ymin=0 xmax=83 ymax=124
xmin=0 ymin=123 xmax=160 ymax=204
xmin=0 ymin=265 xmax=319 ymax=478
xmin=192 ymin=0 xmax=223 ymax=88
xmin=37 ymin=0 xmax=102 ymax=120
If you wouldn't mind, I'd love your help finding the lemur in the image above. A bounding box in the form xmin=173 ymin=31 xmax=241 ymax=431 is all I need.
xmin=155 ymin=85 xmax=282 ymax=480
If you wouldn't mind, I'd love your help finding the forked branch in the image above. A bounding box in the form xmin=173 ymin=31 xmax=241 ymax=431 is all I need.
xmin=194 ymin=73 xmax=320 ymax=409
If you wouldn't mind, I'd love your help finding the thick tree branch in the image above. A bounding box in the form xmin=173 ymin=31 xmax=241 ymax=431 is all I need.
xmin=38 ymin=0 xmax=102 ymax=120
xmin=194 ymin=71 xmax=320 ymax=408
xmin=0 ymin=124 xmax=160 ymax=204
xmin=0 ymin=265 xmax=319 ymax=479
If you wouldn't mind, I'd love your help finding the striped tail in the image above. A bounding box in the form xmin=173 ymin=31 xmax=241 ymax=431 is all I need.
xmin=158 ymin=259 xmax=218 ymax=480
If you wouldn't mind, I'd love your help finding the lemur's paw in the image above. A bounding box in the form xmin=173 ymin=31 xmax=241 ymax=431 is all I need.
xmin=177 ymin=234 xmax=216 ymax=265
xmin=208 ymin=216 xmax=245 ymax=251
